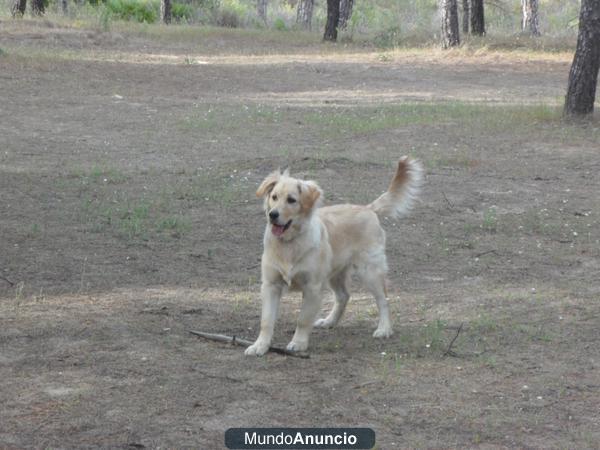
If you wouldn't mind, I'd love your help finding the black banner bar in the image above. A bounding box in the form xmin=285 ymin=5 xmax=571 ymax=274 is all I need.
xmin=225 ymin=428 xmax=375 ymax=449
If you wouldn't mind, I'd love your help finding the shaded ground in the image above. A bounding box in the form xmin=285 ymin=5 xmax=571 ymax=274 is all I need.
xmin=1 ymin=19 xmax=600 ymax=449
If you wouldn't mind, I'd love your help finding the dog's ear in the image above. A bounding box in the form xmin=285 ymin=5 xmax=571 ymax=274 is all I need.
xmin=256 ymin=170 xmax=281 ymax=198
xmin=299 ymin=180 xmax=323 ymax=212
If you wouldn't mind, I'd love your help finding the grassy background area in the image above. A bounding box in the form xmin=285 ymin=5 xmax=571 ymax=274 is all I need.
xmin=1 ymin=0 xmax=581 ymax=50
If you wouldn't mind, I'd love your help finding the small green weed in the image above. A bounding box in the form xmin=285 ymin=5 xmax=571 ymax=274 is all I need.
xmin=482 ymin=207 xmax=498 ymax=233
xmin=118 ymin=202 xmax=150 ymax=238
xmin=27 ymin=223 xmax=41 ymax=238
xmin=273 ymin=17 xmax=287 ymax=31
xmin=156 ymin=215 xmax=191 ymax=235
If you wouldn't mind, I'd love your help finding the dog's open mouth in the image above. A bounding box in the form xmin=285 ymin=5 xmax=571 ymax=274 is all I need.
xmin=271 ymin=220 xmax=292 ymax=237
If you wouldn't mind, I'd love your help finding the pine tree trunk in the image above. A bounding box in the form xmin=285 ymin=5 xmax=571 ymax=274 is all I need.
xmin=462 ymin=0 xmax=469 ymax=34
xmin=470 ymin=0 xmax=484 ymax=35
xmin=324 ymin=0 xmax=340 ymax=41
xmin=441 ymin=0 xmax=460 ymax=48
xmin=296 ymin=0 xmax=313 ymax=30
xmin=257 ymin=0 xmax=268 ymax=25
xmin=564 ymin=0 xmax=600 ymax=116
xmin=161 ymin=0 xmax=172 ymax=24
xmin=11 ymin=0 xmax=27 ymax=17
xmin=31 ymin=0 xmax=44 ymax=15
xmin=338 ymin=0 xmax=354 ymax=30
xmin=60 ymin=0 xmax=68 ymax=15
xmin=521 ymin=0 xmax=540 ymax=36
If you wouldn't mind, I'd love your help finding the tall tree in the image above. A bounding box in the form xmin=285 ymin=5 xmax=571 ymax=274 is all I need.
xmin=11 ymin=0 xmax=27 ymax=17
xmin=461 ymin=0 xmax=469 ymax=34
xmin=441 ymin=0 xmax=460 ymax=48
xmin=161 ymin=0 xmax=172 ymax=23
xmin=30 ymin=0 xmax=44 ymax=15
xmin=323 ymin=0 xmax=340 ymax=41
xmin=521 ymin=0 xmax=540 ymax=36
xmin=470 ymin=0 xmax=484 ymax=35
xmin=564 ymin=0 xmax=600 ymax=116
xmin=296 ymin=0 xmax=314 ymax=30
xmin=59 ymin=0 xmax=68 ymax=15
xmin=338 ymin=0 xmax=354 ymax=30
xmin=257 ymin=0 xmax=268 ymax=25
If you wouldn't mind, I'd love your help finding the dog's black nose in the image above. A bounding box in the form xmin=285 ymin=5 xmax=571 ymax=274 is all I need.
xmin=269 ymin=210 xmax=279 ymax=221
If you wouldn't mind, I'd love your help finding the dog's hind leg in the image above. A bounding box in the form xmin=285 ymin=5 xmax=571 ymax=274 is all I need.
xmin=368 ymin=277 xmax=393 ymax=338
xmin=358 ymin=253 xmax=393 ymax=338
xmin=314 ymin=269 xmax=350 ymax=329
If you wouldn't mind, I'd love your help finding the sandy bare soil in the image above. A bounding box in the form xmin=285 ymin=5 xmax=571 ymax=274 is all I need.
xmin=1 ymin=19 xmax=600 ymax=449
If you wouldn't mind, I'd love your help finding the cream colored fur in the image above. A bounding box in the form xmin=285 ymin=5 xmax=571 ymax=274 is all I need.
xmin=245 ymin=157 xmax=423 ymax=356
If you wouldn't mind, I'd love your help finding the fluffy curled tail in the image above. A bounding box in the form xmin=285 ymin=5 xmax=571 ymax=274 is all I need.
xmin=368 ymin=157 xmax=423 ymax=219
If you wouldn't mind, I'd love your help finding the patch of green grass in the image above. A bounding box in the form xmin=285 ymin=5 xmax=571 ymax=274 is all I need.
xmin=102 ymin=0 xmax=194 ymax=24
xmin=118 ymin=202 xmax=151 ymax=238
xmin=426 ymin=147 xmax=478 ymax=170
xmin=70 ymin=165 xmax=128 ymax=185
xmin=304 ymin=107 xmax=425 ymax=136
xmin=80 ymin=187 xmax=193 ymax=240
xmin=27 ymin=223 xmax=41 ymax=238
xmin=501 ymin=208 xmax=563 ymax=237
xmin=155 ymin=215 xmax=192 ymax=236
xmin=395 ymin=319 xmax=451 ymax=357
xmin=482 ymin=207 xmax=498 ymax=233
xmin=273 ymin=17 xmax=287 ymax=31
xmin=305 ymin=102 xmax=564 ymax=140
xmin=171 ymin=171 xmax=247 ymax=206
xmin=126 ymin=23 xmax=321 ymax=48
xmin=178 ymin=102 xmax=562 ymax=144
xmin=179 ymin=104 xmax=282 ymax=133
xmin=517 ymin=323 xmax=555 ymax=343
xmin=477 ymin=353 xmax=497 ymax=368
xmin=471 ymin=313 xmax=499 ymax=333
xmin=75 ymin=166 xmax=249 ymax=240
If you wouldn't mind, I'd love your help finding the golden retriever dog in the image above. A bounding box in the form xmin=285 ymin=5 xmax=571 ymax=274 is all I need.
xmin=245 ymin=157 xmax=423 ymax=356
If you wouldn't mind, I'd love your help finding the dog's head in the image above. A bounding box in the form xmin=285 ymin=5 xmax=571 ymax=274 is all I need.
xmin=256 ymin=169 xmax=322 ymax=240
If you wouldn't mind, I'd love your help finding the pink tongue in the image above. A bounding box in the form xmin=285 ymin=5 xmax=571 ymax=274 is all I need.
xmin=272 ymin=224 xmax=285 ymax=236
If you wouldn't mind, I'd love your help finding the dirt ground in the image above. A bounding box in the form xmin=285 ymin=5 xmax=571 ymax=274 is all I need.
xmin=1 ymin=19 xmax=600 ymax=449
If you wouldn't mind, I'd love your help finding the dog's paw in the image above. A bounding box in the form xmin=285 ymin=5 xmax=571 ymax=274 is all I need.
xmin=244 ymin=341 xmax=270 ymax=356
xmin=373 ymin=327 xmax=394 ymax=338
xmin=314 ymin=318 xmax=335 ymax=328
xmin=286 ymin=340 xmax=308 ymax=352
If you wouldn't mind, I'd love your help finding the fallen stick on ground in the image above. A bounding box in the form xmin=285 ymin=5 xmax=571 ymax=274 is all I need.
xmin=188 ymin=330 xmax=310 ymax=359
xmin=443 ymin=322 xmax=464 ymax=357
xmin=0 ymin=274 xmax=14 ymax=286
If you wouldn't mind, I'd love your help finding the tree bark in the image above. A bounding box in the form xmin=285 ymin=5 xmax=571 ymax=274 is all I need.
xmin=257 ymin=0 xmax=268 ymax=25
xmin=441 ymin=0 xmax=460 ymax=48
xmin=461 ymin=0 xmax=469 ymax=34
xmin=59 ymin=0 xmax=68 ymax=15
xmin=564 ymin=0 xmax=600 ymax=116
xmin=11 ymin=0 xmax=27 ymax=17
xmin=521 ymin=0 xmax=540 ymax=36
xmin=338 ymin=0 xmax=354 ymax=30
xmin=323 ymin=0 xmax=340 ymax=41
xmin=296 ymin=0 xmax=313 ymax=30
xmin=31 ymin=0 xmax=44 ymax=15
xmin=470 ymin=0 xmax=484 ymax=35
xmin=161 ymin=0 xmax=172 ymax=24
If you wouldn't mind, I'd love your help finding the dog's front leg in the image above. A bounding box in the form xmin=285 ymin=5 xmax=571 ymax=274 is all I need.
xmin=287 ymin=284 xmax=322 ymax=353
xmin=245 ymin=281 xmax=283 ymax=357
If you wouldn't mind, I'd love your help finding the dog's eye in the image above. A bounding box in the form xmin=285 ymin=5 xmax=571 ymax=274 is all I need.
xmin=287 ymin=197 xmax=297 ymax=204
xmin=272 ymin=195 xmax=278 ymax=201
